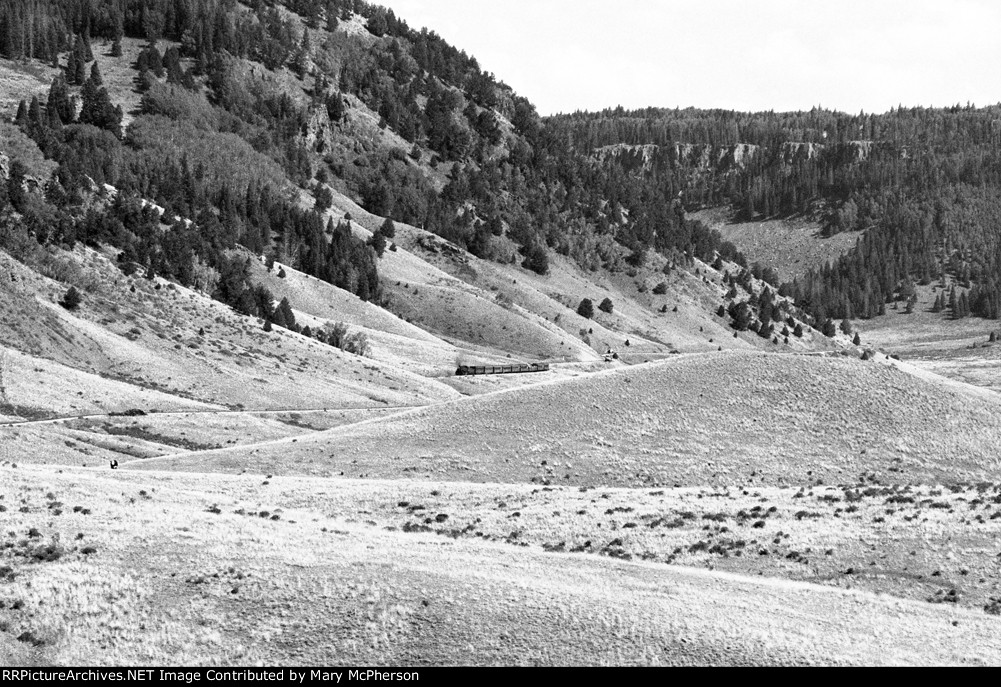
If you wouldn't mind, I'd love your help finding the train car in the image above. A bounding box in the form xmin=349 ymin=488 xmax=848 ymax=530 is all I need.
xmin=455 ymin=362 xmax=550 ymax=376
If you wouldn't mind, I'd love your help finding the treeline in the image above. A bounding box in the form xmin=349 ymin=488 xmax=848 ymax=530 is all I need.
xmin=551 ymin=105 xmax=1001 ymax=322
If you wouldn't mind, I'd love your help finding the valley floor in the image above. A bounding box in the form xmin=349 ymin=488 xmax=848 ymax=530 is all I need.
xmin=2 ymin=347 xmax=1001 ymax=666
xmin=2 ymin=464 xmax=1000 ymax=666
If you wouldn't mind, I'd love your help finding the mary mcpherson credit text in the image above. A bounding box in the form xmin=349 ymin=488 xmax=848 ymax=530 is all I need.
xmin=1 ymin=671 xmax=420 ymax=683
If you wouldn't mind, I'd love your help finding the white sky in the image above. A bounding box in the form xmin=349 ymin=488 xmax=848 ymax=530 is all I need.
xmin=380 ymin=0 xmax=1001 ymax=116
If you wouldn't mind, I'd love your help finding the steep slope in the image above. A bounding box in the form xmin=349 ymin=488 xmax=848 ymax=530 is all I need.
xmin=0 ymin=246 xmax=458 ymax=412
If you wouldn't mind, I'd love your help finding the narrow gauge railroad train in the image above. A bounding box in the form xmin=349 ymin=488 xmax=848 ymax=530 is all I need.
xmin=455 ymin=362 xmax=550 ymax=376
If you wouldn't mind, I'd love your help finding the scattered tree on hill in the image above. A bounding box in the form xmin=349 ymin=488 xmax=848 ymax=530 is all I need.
xmin=577 ymin=298 xmax=594 ymax=319
xmin=275 ymin=297 xmax=296 ymax=330
xmin=79 ymin=71 xmax=123 ymax=137
xmin=60 ymin=286 xmax=81 ymax=310
xmin=932 ymin=292 xmax=945 ymax=313
xmin=314 ymin=184 xmax=333 ymax=213
xmin=378 ymin=218 xmax=396 ymax=239
xmin=794 ymin=323 xmax=804 ymax=338
xmin=853 ymin=332 xmax=861 ymax=346
xmin=728 ymin=301 xmax=753 ymax=331
xmin=47 ymin=75 xmax=72 ymax=125
xmin=822 ymin=318 xmax=837 ymax=338
xmin=521 ymin=243 xmax=549 ymax=275
xmin=89 ymin=61 xmax=103 ymax=87
xmin=840 ymin=318 xmax=853 ymax=335
xmin=323 ymin=321 xmax=369 ymax=356
xmin=599 ymin=298 xmax=614 ymax=314
xmin=653 ymin=282 xmax=668 ymax=295
xmin=368 ymin=230 xmax=387 ymax=257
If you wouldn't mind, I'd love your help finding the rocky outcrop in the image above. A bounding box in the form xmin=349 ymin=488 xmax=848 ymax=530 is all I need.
xmin=0 ymin=151 xmax=43 ymax=194
xmin=595 ymin=142 xmax=761 ymax=175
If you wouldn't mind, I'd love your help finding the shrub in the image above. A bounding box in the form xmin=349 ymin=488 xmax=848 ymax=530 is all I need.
xmin=653 ymin=282 xmax=668 ymax=295
xmin=60 ymin=286 xmax=82 ymax=310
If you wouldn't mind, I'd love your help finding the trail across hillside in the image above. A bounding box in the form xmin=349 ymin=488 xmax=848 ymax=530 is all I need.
xmin=0 ymin=404 xmax=426 ymax=429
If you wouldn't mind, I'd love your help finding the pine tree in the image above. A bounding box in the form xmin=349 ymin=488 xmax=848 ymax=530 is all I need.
xmin=277 ymin=297 xmax=296 ymax=329
xmin=368 ymin=231 xmax=387 ymax=257
xmin=853 ymin=332 xmax=861 ymax=346
xmin=522 ymin=244 xmax=549 ymax=275
xmin=47 ymin=75 xmax=72 ymax=125
xmin=599 ymin=298 xmax=614 ymax=314
xmin=577 ymin=298 xmax=594 ymax=319
xmin=81 ymin=27 xmax=93 ymax=61
xmin=14 ymin=99 xmax=27 ymax=127
xmin=27 ymin=96 xmax=43 ymax=131
xmin=368 ymin=10 xmax=388 ymax=37
xmin=89 ymin=61 xmax=102 ymax=87
xmin=79 ymin=76 xmax=122 ymax=137
xmin=379 ymin=218 xmax=396 ymax=239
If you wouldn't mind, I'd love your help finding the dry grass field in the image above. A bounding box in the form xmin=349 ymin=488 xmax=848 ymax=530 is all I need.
xmin=3 ymin=465 xmax=1000 ymax=666
xmin=138 ymin=351 xmax=1001 ymax=488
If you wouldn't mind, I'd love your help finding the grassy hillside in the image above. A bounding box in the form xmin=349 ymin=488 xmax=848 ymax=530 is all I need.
xmin=691 ymin=208 xmax=862 ymax=283
xmin=134 ymin=351 xmax=1001 ymax=487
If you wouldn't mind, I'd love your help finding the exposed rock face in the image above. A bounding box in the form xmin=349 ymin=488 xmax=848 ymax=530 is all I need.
xmin=595 ymin=143 xmax=761 ymax=175
xmin=781 ymin=141 xmax=824 ymax=163
xmin=595 ymin=139 xmax=902 ymax=175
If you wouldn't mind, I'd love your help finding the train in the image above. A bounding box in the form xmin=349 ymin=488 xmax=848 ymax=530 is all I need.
xmin=455 ymin=362 xmax=551 ymax=377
